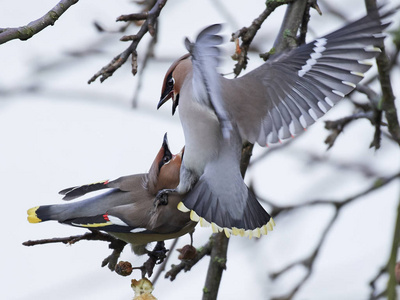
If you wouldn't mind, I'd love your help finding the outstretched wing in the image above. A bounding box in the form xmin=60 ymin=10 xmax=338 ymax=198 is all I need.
xmin=227 ymin=7 xmax=390 ymax=145
xmin=185 ymin=24 xmax=233 ymax=139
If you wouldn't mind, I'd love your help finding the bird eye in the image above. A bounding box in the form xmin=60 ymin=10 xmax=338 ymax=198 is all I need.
xmin=163 ymin=155 xmax=171 ymax=164
xmin=167 ymin=77 xmax=174 ymax=87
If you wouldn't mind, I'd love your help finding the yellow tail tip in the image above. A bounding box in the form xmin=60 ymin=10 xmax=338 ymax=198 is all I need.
xmin=27 ymin=206 xmax=42 ymax=223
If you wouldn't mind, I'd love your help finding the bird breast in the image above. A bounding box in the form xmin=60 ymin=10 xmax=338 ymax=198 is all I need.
xmin=178 ymin=77 xmax=222 ymax=176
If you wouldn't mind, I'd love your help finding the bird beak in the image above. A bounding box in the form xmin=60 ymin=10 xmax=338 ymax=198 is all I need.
xmin=171 ymin=146 xmax=184 ymax=167
xmin=157 ymin=93 xmax=171 ymax=110
xmin=172 ymin=94 xmax=179 ymax=116
xmin=158 ymin=91 xmax=179 ymax=116
xmin=177 ymin=146 xmax=185 ymax=160
xmin=162 ymin=133 xmax=184 ymax=161
xmin=162 ymin=132 xmax=170 ymax=154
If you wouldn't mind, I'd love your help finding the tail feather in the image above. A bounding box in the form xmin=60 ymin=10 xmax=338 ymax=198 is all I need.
xmin=27 ymin=206 xmax=42 ymax=223
xmin=27 ymin=205 xmax=69 ymax=223
xmin=179 ymin=178 xmax=274 ymax=238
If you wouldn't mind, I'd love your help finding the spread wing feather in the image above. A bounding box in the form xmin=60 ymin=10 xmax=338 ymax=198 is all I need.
xmin=186 ymin=8 xmax=390 ymax=145
xmin=229 ymin=8 xmax=390 ymax=145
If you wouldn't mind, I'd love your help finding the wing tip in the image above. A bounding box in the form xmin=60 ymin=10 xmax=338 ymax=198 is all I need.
xmin=59 ymin=180 xmax=110 ymax=201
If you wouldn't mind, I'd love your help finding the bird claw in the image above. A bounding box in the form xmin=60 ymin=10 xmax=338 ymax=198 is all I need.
xmin=154 ymin=188 xmax=177 ymax=207
xmin=140 ymin=241 xmax=169 ymax=278
xmin=149 ymin=247 xmax=169 ymax=265
xmin=155 ymin=190 xmax=169 ymax=206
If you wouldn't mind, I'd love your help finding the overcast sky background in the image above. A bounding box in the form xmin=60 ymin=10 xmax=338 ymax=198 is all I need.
xmin=1 ymin=0 xmax=400 ymax=299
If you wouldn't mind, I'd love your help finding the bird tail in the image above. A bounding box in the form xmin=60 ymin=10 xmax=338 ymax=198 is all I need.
xmin=27 ymin=205 xmax=67 ymax=223
xmin=27 ymin=204 xmax=133 ymax=233
xmin=177 ymin=178 xmax=275 ymax=239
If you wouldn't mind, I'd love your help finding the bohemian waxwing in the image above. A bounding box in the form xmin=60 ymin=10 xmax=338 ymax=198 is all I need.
xmin=27 ymin=134 xmax=196 ymax=253
xmin=158 ymin=7 xmax=391 ymax=238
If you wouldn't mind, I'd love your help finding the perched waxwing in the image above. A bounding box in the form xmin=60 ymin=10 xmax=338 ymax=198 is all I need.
xmin=27 ymin=134 xmax=196 ymax=253
xmin=158 ymin=7 xmax=391 ymax=238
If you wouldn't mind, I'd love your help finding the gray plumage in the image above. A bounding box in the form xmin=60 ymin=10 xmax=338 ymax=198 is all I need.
xmin=27 ymin=134 xmax=196 ymax=249
xmin=158 ymin=6 xmax=391 ymax=237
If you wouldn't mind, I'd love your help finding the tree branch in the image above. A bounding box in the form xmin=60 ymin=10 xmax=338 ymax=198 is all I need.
xmin=88 ymin=0 xmax=167 ymax=84
xmin=165 ymin=238 xmax=213 ymax=281
xmin=364 ymin=0 xmax=400 ymax=146
xmin=264 ymin=171 xmax=400 ymax=299
xmin=202 ymin=232 xmax=228 ymax=300
xmin=23 ymin=230 xmax=127 ymax=271
xmin=0 ymin=0 xmax=79 ymax=45
xmin=272 ymin=0 xmax=307 ymax=52
xmin=152 ymin=238 xmax=179 ymax=285
xmin=386 ymin=193 xmax=400 ymax=300
xmin=231 ymin=0 xmax=294 ymax=77
xmin=262 ymin=172 xmax=400 ymax=218
xmin=271 ymin=210 xmax=339 ymax=300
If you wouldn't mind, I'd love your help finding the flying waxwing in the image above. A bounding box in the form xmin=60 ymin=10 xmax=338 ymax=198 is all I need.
xmin=27 ymin=134 xmax=196 ymax=254
xmin=157 ymin=7 xmax=391 ymax=238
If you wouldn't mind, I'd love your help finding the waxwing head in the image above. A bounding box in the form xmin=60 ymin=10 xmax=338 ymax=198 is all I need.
xmin=147 ymin=133 xmax=184 ymax=194
xmin=158 ymin=53 xmax=191 ymax=115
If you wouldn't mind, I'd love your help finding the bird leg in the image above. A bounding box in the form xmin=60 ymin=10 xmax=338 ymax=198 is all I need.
xmin=153 ymin=163 xmax=198 ymax=207
xmin=131 ymin=241 xmax=169 ymax=278
xmin=148 ymin=241 xmax=169 ymax=264
xmin=101 ymin=238 xmax=128 ymax=271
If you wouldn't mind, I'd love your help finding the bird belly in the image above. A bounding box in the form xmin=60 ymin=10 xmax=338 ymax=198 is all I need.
xmin=179 ymin=95 xmax=221 ymax=176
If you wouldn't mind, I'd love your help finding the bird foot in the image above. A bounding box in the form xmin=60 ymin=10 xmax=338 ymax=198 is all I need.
xmin=101 ymin=238 xmax=127 ymax=271
xmin=139 ymin=241 xmax=169 ymax=278
xmin=154 ymin=188 xmax=177 ymax=207
xmin=148 ymin=241 xmax=169 ymax=264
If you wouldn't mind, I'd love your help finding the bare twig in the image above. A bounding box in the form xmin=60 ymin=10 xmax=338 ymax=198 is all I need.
xmin=369 ymin=195 xmax=400 ymax=300
xmin=271 ymin=210 xmax=339 ymax=300
xmin=131 ymin=22 xmax=158 ymax=107
xmin=0 ymin=0 xmax=79 ymax=45
xmin=263 ymin=172 xmax=400 ymax=217
xmin=88 ymin=0 xmax=167 ymax=83
xmin=324 ymin=111 xmax=375 ymax=149
xmin=264 ymin=171 xmax=400 ymax=299
xmin=365 ymin=0 xmax=400 ymax=146
xmin=152 ymin=238 xmax=179 ymax=285
xmin=324 ymin=83 xmax=386 ymax=149
xmin=23 ymin=230 xmax=118 ymax=246
xmin=165 ymin=238 xmax=213 ymax=281
xmin=323 ymin=3 xmax=400 ymax=150
xmin=302 ymin=151 xmax=379 ymax=178
xmin=369 ymin=267 xmax=387 ymax=299
xmin=318 ymin=0 xmax=350 ymax=21
xmin=231 ymin=0 xmax=295 ymax=76
xmin=23 ymin=230 xmax=127 ymax=271
xmin=386 ymin=194 xmax=400 ymax=300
